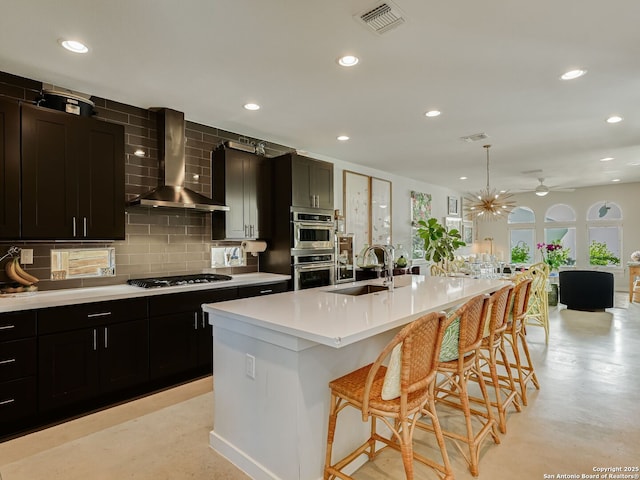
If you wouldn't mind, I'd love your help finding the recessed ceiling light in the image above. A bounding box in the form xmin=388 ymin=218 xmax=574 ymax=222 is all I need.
xmin=244 ymin=103 xmax=260 ymax=111
xmin=59 ymin=39 xmax=89 ymax=54
xmin=612 ymin=178 xmax=621 ymax=182
xmin=337 ymin=55 xmax=359 ymax=67
xmin=606 ymin=115 xmax=623 ymax=123
xmin=560 ymin=69 xmax=587 ymax=80
xmin=630 ymin=161 xmax=640 ymax=166
xmin=599 ymin=157 xmax=614 ymax=162
xmin=459 ymin=176 xmax=467 ymax=180
xmin=134 ymin=149 xmax=146 ymax=157
xmin=424 ymin=110 xmax=441 ymax=117
xmin=337 ymin=135 xmax=350 ymax=141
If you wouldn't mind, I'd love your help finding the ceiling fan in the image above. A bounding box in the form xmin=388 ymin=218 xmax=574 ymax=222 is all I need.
xmin=533 ymin=177 xmax=575 ymax=196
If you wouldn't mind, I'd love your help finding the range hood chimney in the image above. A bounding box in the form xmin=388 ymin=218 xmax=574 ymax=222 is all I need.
xmin=128 ymin=108 xmax=229 ymax=212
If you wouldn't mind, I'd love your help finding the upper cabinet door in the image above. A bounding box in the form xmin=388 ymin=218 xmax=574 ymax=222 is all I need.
xmin=0 ymin=98 xmax=20 ymax=239
xmin=291 ymin=156 xmax=312 ymax=208
xmin=21 ymin=104 xmax=80 ymax=239
xmin=310 ymin=160 xmax=334 ymax=210
xmin=20 ymin=104 xmax=125 ymax=240
xmin=77 ymin=119 xmax=125 ymax=240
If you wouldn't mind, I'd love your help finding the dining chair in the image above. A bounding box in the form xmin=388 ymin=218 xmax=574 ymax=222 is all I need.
xmin=473 ymin=283 xmax=521 ymax=434
xmin=324 ymin=311 xmax=454 ymax=480
xmin=422 ymin=293 xmax=500 ymax=477
xmin=523 ymin=262 xmax=550 ymax=343
xmin=500 ymin=277 xmax=540 ymax=406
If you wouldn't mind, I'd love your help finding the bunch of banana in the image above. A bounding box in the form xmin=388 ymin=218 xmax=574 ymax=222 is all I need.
xmin=5 ymin=257 xmax=39 ymax=286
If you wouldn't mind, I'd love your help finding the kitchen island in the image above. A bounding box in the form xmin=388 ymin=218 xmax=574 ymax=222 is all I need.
xmin=204 ymin=274 xmax=507 ymax=480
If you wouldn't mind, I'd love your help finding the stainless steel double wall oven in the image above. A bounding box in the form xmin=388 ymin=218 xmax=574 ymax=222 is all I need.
xmin=291 ymin=208 xmax=335 ymax=290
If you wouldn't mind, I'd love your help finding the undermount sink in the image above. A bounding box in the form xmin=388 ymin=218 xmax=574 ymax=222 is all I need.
xmin=330 ymin=284 xmax=390 ymax=296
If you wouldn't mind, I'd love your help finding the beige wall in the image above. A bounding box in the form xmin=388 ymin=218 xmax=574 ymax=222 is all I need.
xmin=474 ymin=182 xmax=640 ymax=292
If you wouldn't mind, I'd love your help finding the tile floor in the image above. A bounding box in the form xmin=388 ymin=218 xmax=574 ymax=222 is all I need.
xmin=1 ymin=293 xmax=638 ymax=480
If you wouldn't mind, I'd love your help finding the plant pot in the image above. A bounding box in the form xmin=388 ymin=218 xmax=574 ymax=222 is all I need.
xmin=548 ymin=282 xmax=559 ymax=307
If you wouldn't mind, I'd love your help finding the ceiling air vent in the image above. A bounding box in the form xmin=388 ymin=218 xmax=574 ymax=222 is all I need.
xmin=460 ymin=133 xmax=489 ymax=143
xmin=355 ymin=1 xmax=406 ymax=35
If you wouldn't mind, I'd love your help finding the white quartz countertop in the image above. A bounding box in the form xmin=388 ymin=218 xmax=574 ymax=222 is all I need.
xmin=0 ymin=273 xmax=290 ymax=313
xmin=204 ymin=275 xmax=508 ymax=348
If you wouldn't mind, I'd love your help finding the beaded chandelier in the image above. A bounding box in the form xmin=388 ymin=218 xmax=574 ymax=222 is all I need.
xmin=464 ymin=145 xmax=516 ymax=221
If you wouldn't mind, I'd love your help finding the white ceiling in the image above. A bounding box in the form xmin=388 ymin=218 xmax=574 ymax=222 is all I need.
xmin=2 ymin=0 xmax=639 ymax=194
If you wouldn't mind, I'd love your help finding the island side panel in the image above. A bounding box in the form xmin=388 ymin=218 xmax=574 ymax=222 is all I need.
xmin=297 ymin=332 xmax=398 ymax=480
xmin=209 ymin=310 xmax=398 ymax=480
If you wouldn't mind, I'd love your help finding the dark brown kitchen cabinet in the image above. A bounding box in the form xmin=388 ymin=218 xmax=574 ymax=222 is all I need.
xmin=0 ymin=97 xmax=20 ymax=239
xmin=0 ymin=311 xmax=37 ymax=423
xmin=38 ymin=298 xmax=148 ymax=411
xmin=271 ymin=152 xmax=333 ymax=211
xmin=20 ymin=103 xmax=125 ymax=240
xmin=288 ymin=154 xmax=334 ymax=210
xmin=211 ymin=146 xmax=271 ymax=240
xmin=237 ymin=281 xmax=288 ymax=298
xmin=148 ymin=287 xmax=238 ymax=379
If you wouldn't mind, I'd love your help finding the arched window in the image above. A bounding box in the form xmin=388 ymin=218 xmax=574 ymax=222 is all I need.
xmin=508 ymin=207 xmax=535 ymax=264
xmin=587 ymin=201 xmax=622 ymax=221
xmin=508 ymin=206 xmax=535 ymax=224
xmin=543 ymin=204 xmax=576 ymax=266
xmin=545 ymin=204 xmax=576 ymax=222
xmin=587 ymin=201 xmax=622 ymax=266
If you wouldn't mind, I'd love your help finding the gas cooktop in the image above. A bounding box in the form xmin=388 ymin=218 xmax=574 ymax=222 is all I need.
xmin=127 ymin=273 xmax=233 ymax=289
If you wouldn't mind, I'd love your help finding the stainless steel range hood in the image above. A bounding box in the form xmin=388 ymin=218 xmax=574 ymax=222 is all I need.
xmin=128 ymin=108 xmax=229 ymax=212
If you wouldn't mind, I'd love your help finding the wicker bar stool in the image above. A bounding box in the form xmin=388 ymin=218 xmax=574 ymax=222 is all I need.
xmin=472 ymin=284 xmax=521 ymax=434
xmin=324 ymin=311 xmax=454 ymax=480
xmin=500 ymin=277 xmax=540 ymax=406
xmin=422 ymin=293 xmax=500 ymax=477
xmin=523 ymin=262 xmax=550 ymax=343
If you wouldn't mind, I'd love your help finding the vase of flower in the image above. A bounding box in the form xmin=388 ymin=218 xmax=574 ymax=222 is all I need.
xmin=547 ymin=281 xmax=559 ymax=307
xmin=537 ymin=241 xmax=569 ymax=307
xmin=537 ymin=241 xmax=570 ymax=271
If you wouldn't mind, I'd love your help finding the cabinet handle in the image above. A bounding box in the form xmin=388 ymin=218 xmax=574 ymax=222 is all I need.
xmin=194 ymin=312 xmax=199 ymax=330
xmin=104 ymin=327 xmax=108 ymax=349
xmin=0 ymin=398 xmax=15 ymax=406
xmin=83 ymin=217 xmax=88 ymax=237
xmin=87 ymin=312 xmax=112 ymax=318
xmin=259 ymin=289 xmax=273 ymax=294
xmin=0 ymin=325 xmax=15 ymax=330
xmin=93 ymin=329 xmax=97 ymax=351
xmin=0 ymin=358 xmax=16 ymax=365
xmin=72 ymin=217 xmax=77 ymax=237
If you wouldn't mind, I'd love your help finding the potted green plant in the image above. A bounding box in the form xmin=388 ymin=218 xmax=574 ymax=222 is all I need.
xmin=416 ymin=218 xmax=466 ymax=267
xmin=589 ymin=241 xmax=620 ymax=266
xmin=510 ymin=241 xmax=530 ymax=264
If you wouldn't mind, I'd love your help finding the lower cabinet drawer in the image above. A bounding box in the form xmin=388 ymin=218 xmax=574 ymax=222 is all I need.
xmin=238 ymin=282 xmax=288 ymax=298
xmin=0 ymin=376 xmax=37 ymax=423
xmin=0 ymin=338 xmax=37 ymax=382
